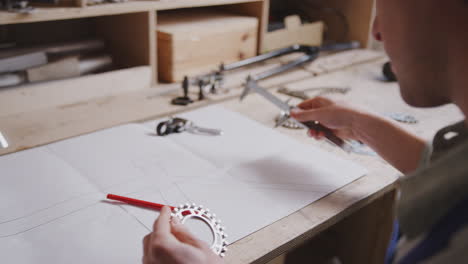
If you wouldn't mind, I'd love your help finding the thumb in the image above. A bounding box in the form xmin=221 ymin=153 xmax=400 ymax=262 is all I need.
xmin=171 ymin=218 xmax=209 ymax=249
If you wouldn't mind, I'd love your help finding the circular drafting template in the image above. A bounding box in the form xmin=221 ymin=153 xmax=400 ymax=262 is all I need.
xmin=171 ymin=203 xmax=228 ymax=257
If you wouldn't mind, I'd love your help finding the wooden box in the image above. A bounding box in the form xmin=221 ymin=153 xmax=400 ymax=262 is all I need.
xmin=157 ymin=10 xmax=259 ymax=82
xmin=262 ymin=15 xmax=324 ymax=53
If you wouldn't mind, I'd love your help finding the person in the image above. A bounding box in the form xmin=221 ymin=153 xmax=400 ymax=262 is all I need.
xmin=143 ymin=0 xmax=468 ymax=263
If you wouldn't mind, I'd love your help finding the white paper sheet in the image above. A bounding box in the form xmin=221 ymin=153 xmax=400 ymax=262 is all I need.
xmin=0 ymin=105 xmax=367 ymax=263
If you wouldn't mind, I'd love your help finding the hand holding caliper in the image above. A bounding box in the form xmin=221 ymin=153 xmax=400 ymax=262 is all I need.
xmin=237 ymin=42 xmax=360 ymax=152
xmin=240 ymin=76 xmax=353 ymax=153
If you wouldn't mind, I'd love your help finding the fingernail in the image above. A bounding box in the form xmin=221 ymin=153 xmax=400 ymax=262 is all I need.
xmin=307 ymin=130 xmax=313 ymax=137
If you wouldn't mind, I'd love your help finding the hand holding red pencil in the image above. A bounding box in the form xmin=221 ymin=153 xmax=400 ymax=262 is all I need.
xmin=107 ymin=194 xmax=177 ymax=211
xmin=106 ymin=194 xmax=226 ymax=263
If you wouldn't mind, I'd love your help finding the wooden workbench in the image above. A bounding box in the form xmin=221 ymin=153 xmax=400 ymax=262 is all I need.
xmin=0 ymin=50 xmax=463 ymax=263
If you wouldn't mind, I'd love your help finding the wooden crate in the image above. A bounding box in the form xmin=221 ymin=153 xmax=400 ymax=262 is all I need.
xmin=157 ymin=9 xmax=259 ymax=82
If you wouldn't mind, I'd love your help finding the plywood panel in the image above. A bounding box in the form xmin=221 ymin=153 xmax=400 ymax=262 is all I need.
xmin=277 ymin=0 xmax=375 ymax=47
xmin=95 ymin=12 xmax=152 ymax=69
xmin=217 ymin=0 xmax=268 ymax=53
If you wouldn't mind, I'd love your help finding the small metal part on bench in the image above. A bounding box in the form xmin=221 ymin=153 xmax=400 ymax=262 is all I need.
xmin=156 ymin=117 xmax=187 ymax=136
xmin=171 ymin=76 xmax=194 ymax=105
xmin=156 ymin=117 xmax=223 ymax=136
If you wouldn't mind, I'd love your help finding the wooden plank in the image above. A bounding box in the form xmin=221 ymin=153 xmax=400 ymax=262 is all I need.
xmin=333 ymin=190 xmax=397 ymax=264
xmin=26 ymin=56 xmax=80 ymax=82
xmin=0 ymin=0 xmax=264 ymax=25
xmin=282 ymin=190 xmax=396 ymax=264
xmin=0 ymin=66 xmax=152 ymax=116
xmin=153 ymin=0 xmax=264 ymax=11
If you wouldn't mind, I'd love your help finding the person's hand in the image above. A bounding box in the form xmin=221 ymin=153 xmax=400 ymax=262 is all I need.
xmin=143 ymin=206 xmax=224 ymax=264
xmin=290 ymin=96 xmax=367 ymax=141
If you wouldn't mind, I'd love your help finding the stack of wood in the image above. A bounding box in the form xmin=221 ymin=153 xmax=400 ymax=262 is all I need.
xmin=0 ymin=39 xmax=113 ymax=88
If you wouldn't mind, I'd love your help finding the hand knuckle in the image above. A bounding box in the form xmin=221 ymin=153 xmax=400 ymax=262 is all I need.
xmin=143 ymin=234 xmax=150 ymax=244
xmin=151 ymin=240 xmax=169 ymax=254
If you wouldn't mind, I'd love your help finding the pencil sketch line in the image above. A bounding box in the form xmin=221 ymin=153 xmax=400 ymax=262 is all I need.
xmin=0 ymin=202 xmax=99 ymax=238
xmin=116 ymin=205 xmax=151 ymax=232
xmin=167 ymin=137 xmax=221 ymax=170
xmin=0 ymin=191 xmax=101 ymax=225
xmin=230 ymin=179 xmax=337 ymax=189
xmin=174 ymin=182 xmax=191 ymax=202
xmin=46 ymin=146 xmax=145 ymax=194
xmin=158 ymin=189 xmax=170 ymax=205
xmin=44 ymin=146 xmax=103 ymax=191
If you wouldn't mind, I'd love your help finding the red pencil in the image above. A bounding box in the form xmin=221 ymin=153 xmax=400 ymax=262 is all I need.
xmin=107 ymin=194 xmax=176 ymax=211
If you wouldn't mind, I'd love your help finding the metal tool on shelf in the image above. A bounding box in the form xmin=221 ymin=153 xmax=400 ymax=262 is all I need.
xmin=171 ymin=42 xmax=360 ymax=105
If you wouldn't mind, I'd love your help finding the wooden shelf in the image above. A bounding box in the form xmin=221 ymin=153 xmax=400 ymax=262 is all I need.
xmin=0 ymin=0 xmax=262 ymax=25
